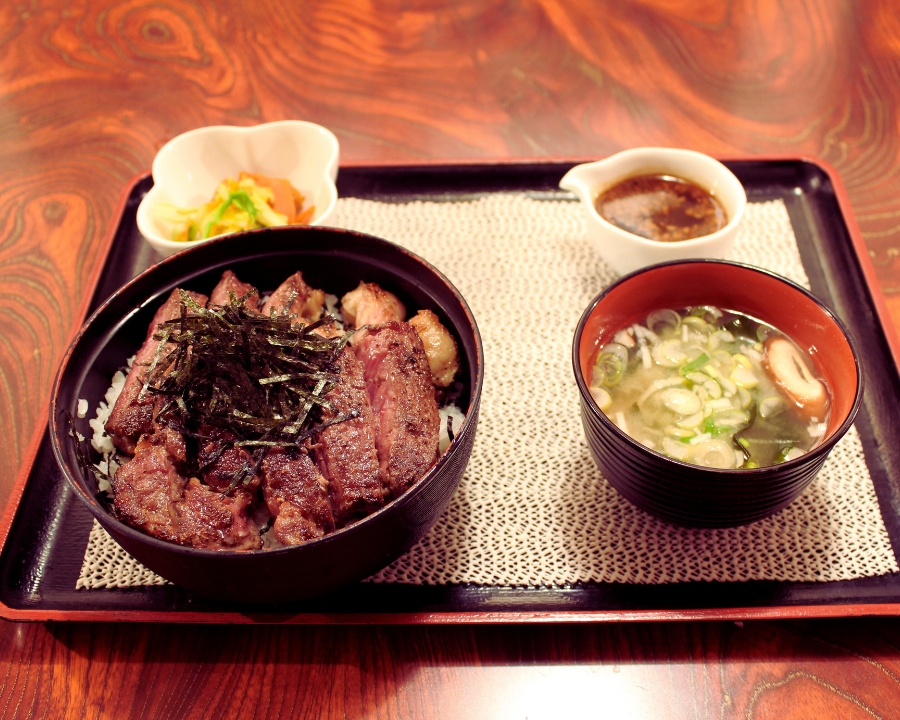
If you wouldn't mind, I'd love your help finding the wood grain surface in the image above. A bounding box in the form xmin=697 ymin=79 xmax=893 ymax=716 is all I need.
xmin=1 ymin=619 xmax=900 ymax=719
xmin=3 ymin=0 xmax=900 ymax=717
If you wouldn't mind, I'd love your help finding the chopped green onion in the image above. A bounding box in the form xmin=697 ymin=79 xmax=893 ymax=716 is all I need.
xmin=681 ymin=353 xmax=709 ymax=375
xmin=595 ymin=352 xmax=626 ymax=387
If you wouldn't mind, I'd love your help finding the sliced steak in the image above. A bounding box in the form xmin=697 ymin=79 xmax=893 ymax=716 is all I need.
xmin=209 ymin=269 xmax=260 ymax=311
xmin=261 ymin=448 xmax=334 ymax=545
xmin=312 ymin=346 xmax=384 ymax=524
xmin=177 ymin=480 xmax=260 ymax=551
xmin=261 ymin=271 xmax=325 ymax=324
xmin=105 ymin=289 xmax=208 ymax=454
xmin=112 ymin=426 xmax=262 ymax=551
xmin=198 ymin=426 xmax=261 ymax=493
xmin=111 ymin=426 xmax=188 ymax=543
xmin=354 ymin=321 xmax=440 ymax=497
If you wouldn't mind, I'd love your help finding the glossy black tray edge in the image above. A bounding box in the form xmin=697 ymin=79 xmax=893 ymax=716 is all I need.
xmin=2 ymin=160 xmax=900 ymax=621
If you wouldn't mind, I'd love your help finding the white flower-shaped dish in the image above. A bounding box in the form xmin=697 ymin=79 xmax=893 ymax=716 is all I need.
xmin=136 ymin=121 xmax=340 ymax=257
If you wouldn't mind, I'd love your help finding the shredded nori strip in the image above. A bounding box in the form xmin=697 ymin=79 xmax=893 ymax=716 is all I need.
xmin=66 ymin=411 xmax=115 ymax=507
xmin=446 ymin=413 xmax=455 ymax=444
xmin=144 ymin=290 xmax=353 ymax=491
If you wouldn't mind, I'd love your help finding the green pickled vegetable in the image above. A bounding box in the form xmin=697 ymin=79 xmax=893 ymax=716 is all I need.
xmin=154 ymin=175 xmax=314 ymax=243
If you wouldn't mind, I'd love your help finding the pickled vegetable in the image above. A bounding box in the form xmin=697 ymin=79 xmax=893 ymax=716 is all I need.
xmin=155 ymin=173 xmax=315 ymax=243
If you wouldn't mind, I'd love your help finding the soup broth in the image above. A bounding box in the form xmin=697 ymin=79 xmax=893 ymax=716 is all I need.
xmin=588 ymin=306 xmax=830 ymax=469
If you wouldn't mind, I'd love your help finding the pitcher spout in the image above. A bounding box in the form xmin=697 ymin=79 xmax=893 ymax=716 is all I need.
xmin=558 ymin=165 xmax=595 ymax=200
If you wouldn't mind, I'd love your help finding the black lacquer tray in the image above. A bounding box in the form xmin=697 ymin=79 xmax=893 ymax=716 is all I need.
xmin=3 ymin=158 xmax=900 ymax=623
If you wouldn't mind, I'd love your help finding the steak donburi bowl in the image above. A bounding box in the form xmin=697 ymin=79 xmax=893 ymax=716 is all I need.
xmin=573 ymin=260 xmax=861 ymax=528
xmin=51 ymin=226 xmax=483 ymax=603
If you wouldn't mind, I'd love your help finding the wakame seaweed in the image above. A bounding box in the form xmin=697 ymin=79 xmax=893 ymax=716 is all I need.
xmin=144 ymin=290 xmax=353 ymax=491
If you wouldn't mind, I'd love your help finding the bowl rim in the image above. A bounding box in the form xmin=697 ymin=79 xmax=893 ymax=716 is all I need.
xmin=50 ymin=225 xmax=485 ymax=558
xmin=136 ymin=120 xmax=340 ymax=255
xmin=572 ymin=258 xmax=863 ymax=476
xmin=560 ymin=147 xmax=748 ymax=249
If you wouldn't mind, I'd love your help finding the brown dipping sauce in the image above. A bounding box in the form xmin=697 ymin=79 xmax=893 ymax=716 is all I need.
xmin=594 ymin=174 xmax=727 ymax=243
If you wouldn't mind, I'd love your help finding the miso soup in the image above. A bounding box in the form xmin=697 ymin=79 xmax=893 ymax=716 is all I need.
xmin=588 ymin=306 xmax=830 ymax=469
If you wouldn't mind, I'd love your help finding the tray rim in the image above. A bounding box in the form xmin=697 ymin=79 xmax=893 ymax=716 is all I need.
xmin=3 ymin=155 xmax=899 ymax=624
xmin=4 ymin=603 xmax=900 ymax=624
xmin=0 ymin=171 xmax=137 ymax=624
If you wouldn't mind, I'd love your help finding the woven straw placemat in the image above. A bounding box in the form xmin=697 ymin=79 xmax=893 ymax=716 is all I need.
xmin=77 ymin=194 xmax=898 ymax=589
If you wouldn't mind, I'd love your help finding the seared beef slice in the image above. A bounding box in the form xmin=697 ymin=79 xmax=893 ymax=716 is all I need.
xmin=112 ymin=427 xmax=261 ymax=551
xmin=354 ymin=322 xmax=440 ymax=497
xmin=261 ymin=271 xmax=325 ymax=324
xmin=177 ymin=480 xmax=260 ymax=551
xmin=209 ymin=269 xmax=259 ymax=311
xmin=105 ymin=289 xmax=207 ymax=454
xmin=111 ymin=427 xmax=189 ymax=543
xmin=313 ymin=347 xmax=384 ymax=524
xmin=198 ymin=426 xmax=261 ymax=493
xmin=261 ymin=448 xmax=335 ymax=544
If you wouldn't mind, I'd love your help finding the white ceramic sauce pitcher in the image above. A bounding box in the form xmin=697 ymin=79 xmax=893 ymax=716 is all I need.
xmin=559 ymin=147 xmax=747 ymax=276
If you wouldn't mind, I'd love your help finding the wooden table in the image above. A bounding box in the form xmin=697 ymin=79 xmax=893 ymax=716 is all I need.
xmin=3 ymin=0 xmax=900 ymax=716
